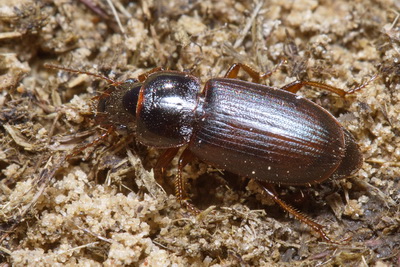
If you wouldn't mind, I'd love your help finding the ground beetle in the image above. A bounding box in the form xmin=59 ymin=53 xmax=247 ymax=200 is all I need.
xmin=46 ymin=61 xmax=377 ymax=243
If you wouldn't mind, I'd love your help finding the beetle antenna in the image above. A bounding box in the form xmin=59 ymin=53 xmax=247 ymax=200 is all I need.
xmin=44 ymin=63 xmax=118 ymax=85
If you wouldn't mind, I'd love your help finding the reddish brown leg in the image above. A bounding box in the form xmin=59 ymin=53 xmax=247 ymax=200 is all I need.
xmin=223 ymin=60 xmax=378 ymax=97
xmin=92 ymin=87 xmax=114 ymax=102
xmin=155 ymin=147 xmax=180 ymax=174
xmin=256 ymin=181 xmax=345 ymax=244
xmin=224 ymin=59 xmax=287 ymax=83
xmin=137 ymin=67 xmax=164 ymax=82
xmin=176 ymin=148 xmax=199 ymax=214
xmin=66 ymin=126 xmax=115 ymax=160
xmin=280 ymin=74 xmax=378 ymax=97
xmin=154 ymin=147 xmax=180 ymax=189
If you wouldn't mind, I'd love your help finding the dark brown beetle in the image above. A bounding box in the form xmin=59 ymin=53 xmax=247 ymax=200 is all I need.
xmin=46 ymin=62 xmax=377 ymax=243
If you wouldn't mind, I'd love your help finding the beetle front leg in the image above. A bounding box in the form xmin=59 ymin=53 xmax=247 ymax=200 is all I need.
xmin=66 ymin=126 xmax=115 ymax=160
xmin=176 ymin=148 xmax=200 ymax=214
xmin=154 ymin=147 xmax=180 ymax=191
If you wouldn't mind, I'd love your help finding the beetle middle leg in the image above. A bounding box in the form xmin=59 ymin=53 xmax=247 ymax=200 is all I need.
xmin=256 ymin=181 xmax=341 ymax=243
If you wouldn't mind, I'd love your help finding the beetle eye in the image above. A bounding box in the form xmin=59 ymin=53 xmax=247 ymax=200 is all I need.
xmin=122 ymin=82 xmax=142 ymax=117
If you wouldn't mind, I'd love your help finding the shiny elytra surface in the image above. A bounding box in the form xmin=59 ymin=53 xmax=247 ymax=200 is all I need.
xmin=190 ymin=78 xmax=347 ymax=185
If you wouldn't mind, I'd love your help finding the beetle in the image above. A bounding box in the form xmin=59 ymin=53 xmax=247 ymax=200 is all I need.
xmin=45 ymin=62 xmax=377 ymax=243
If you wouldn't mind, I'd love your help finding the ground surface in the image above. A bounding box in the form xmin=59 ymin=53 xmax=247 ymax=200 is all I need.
xmin=0 ymin=0 xmax=399 ymax=266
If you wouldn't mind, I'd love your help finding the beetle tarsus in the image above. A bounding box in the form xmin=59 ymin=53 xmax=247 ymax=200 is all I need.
xmin=174 ymin=149 xmax=201 ymax=214
xmin=182 ymin=200 xmax=201 ymax=215
xmin=346 ymin=73 xmax=379 ymax=94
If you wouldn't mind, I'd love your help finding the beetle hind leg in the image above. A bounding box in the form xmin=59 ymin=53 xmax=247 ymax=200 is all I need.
xmin=137 ymin=67 xmax=164 ymax=82
xmin=225 ymin=59 xmax=287 ymax=83
xmin=280 ymin=74 xmax=378 ymax=97
xmin=256 ymin=181 xmax=345 ymax=244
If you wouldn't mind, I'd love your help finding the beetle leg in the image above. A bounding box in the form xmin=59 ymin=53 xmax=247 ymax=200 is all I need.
xmin=154 ymin=147 xmax=180 ymax=190
xmin=256 ymin=181 xmax=338 ymax=243
xmin=225 ymin=63 xmax=262 ymax=82
xmin=137 ymin=67 xmax=164 ymax=82
xmin=225 ymin=59 xmax=287 ymax=83
xmin=66 ymin=126 xmax=115 ymax=160
xmin=281 ymin=74 xmax=378 ymax=97
xmin=155 ymin=147 xmax=180 ymax=174
xmin=177 ymin=148 xmax=200 ymax=214
xmin=92 ymin=87 xmax=115 ymax=103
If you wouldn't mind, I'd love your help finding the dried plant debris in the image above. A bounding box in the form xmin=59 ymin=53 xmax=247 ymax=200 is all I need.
xmin=0 ymin=0 xmax=399 ymax=266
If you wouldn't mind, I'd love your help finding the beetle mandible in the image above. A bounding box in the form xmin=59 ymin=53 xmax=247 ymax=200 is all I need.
xmin=46 ymin=61 xmax=377 ymax=243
